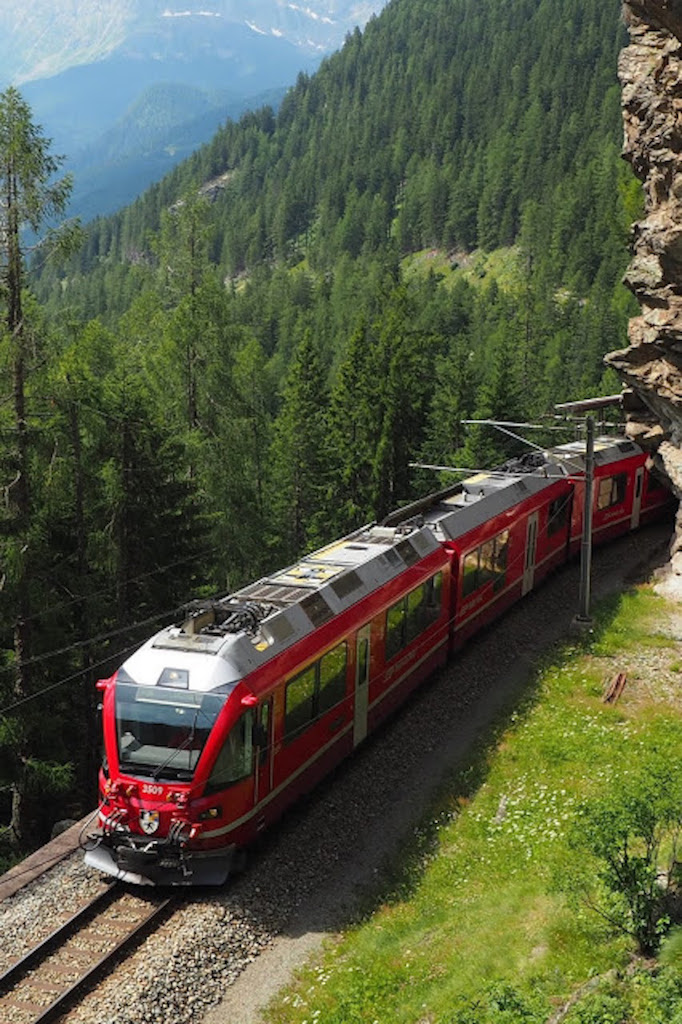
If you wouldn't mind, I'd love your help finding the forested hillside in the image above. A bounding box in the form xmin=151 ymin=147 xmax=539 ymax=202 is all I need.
xmin=2 ymin=0 xmax=636 ymax=855
xmin=53 ymin=0 xmax=632 ymax=289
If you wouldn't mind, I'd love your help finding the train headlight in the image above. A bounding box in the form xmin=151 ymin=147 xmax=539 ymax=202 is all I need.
xmin=198 ymin=806 xmax=222 ymax=821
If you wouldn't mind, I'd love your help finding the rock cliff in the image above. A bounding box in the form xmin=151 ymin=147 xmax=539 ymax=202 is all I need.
xmin=608 ymin=1 xmax=682 ymax=511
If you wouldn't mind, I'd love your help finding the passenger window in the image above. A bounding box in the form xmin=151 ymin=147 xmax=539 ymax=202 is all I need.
xmin=386 ymin=600 xmax=406 ymax=661
xmin=494 ymin=531 xmax=509 ymax=572
xmin=492 ymin=531 xmax=509 ymax=591
xmin=357 ymin=636 xmax=369 ymax=686
xmin=318 ymin=644 xmax=347 ymax=714
xmin=597 ymin=473 xmax=627 ymax=510
xmin=405 ymin=584 xmax=425 ymax=643
xmin=614 ymin=473 xmax=627 ymax=505
xmin=385 ymin=572 xmax=443 ymax=661
xmin=462 ymin=550 xmax=479 ymax=597
xmin=425 ymin=572 xmax=443 ymax=618
xmin=205 ymin=711 xmax=254 ymax=794
xmin=285 ymin=666 xmax=316 ymax=738
xmin=284 ymin=643 xmax=349 ymax=741
xmin=548 ymin=494 xmax=570 ymax=536
xmin=419 ymin=569 xmax=440 ymax=622
xmin=462 ymin=532 xmax=508 ymax=597
xmin=479 ymin=539 xmax=496 ymax=587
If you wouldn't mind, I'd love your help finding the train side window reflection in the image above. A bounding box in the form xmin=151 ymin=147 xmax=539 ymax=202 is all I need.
xmin=385 ymin=571 xmax=444 ymax=661
xmin=405 ymin=584 xmax=425 ymax=644
xmin=425 ymin=572 xmax=442 ymax=616
xmin=462 ymin=532 xmax=508 ymax=597
xmin=479 ymin=540 xmax=496 ymax=587
xmin=462 ymin=551 xmax=479 ymax=597
xmin=493 ymin=531 xmax=509 ymax=591
xmin=205 ymin=710 xmax=254 ymax=794
xmin=548 ymin=494 xmax=570 ymax=536
xmin=597 ymin=473 xmax=627 ymax=510
xmin=357 ymin=636 xmax=369 ymax=685
xmin=319 ymin=644 xmax=347 ymax=713
xmin=284 ymin=642 xmax=349 ymax=741
xmin=386 ymin=601 xmax=406 ymax=660
xmin=285 ymin=666 xmax=316 ymax=738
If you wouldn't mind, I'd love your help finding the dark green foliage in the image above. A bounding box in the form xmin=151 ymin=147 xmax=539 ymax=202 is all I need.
xmin=559 ymin=970 xmax=682 ymax=1024
xmin=1 ymin=0 xmax=646 ymax=851
xmin=270 ymin=330 xmax=331 ymax=561
xmin=568 ymin=744 xmax=682 ymax=956
xmin=448 ymin=983 xmax=545 ymax=1023
xmin=37 ymin=0 xmax=630 ymax=314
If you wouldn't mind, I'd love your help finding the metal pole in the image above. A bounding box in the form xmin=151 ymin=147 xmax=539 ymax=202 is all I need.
xmin=576 ymin=416 xmax=595 ymax=624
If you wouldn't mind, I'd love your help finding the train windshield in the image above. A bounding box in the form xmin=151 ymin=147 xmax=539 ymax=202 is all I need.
xmin=115 ymin=683 xmax=226 ymax=781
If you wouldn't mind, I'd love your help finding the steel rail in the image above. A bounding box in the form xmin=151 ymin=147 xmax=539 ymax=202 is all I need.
xmin=0 ymin=883 xmax=174 ymax=1024
xmin=0 ymin=883 xmax=120 ymax=991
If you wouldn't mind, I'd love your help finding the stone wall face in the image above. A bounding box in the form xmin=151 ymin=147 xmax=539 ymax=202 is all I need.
xmin=607 ymin=2 xmax=682 ymax=498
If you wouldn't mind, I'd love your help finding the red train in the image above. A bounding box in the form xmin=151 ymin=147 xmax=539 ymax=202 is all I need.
xmin=85 ymin=436 xmax=672 ymax=885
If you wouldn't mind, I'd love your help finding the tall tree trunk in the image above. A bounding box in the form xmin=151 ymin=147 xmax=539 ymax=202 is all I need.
xmin=8 ymin=160 xmax=32 ymax=849
xmin=68 ymin=396 xmax=98 ymax=805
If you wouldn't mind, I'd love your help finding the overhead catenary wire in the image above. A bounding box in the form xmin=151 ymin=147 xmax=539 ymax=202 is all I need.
xmin=0 ymin=636 xmax=151 ymax=719
xmin=0 ymin=538 xmax=222 ymax=682
xmin=0 ymin=605 xmax=181 ymax=679
xmin=459 ymin=418 xmax=576 ymax=431
xmin=8 ymin=545 xmax=213 ymax=632
xmin=409 ymin=463 xmax=588 ymax=484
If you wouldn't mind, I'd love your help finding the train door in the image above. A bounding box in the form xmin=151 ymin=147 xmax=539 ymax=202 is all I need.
xmin=631 ymin=466 xmax=644 ymax=530
xmin=353 ymin=625 xmax=371 ymax=747
xmin=254 ymin=698 xmax=273 ymax=814
xmin=522 ymin=512 xmax=539 ymax=596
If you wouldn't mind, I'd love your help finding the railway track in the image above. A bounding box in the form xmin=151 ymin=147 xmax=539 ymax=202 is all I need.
xmin=0 ymin=882 xmax=174 ymax=1024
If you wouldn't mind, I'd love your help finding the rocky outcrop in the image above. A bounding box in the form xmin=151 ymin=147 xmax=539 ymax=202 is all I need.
xmin=607 ymin=2 xmax=682 ymax=500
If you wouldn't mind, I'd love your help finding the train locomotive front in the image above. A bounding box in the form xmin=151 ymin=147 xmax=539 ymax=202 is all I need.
xmin=86 ymin=602 xmax=268 ymax=886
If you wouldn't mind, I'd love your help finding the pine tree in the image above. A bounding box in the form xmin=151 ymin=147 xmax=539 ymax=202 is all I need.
xmin=0 ymin=88 xmax=76 ymax=849
xmin=327 ymin=318 xmax=383 ymax=532
xmin=155 ymin=192 xmax=211 ymax=432
xmin=270 ymin=331 xmax=330 ymax=561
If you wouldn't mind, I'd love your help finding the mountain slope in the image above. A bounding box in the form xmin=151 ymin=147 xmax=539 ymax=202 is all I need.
xmin=63 ymin=83 xmax=287 ymax=220
xmin=7 ymin=2 xmax=388 ymax=220
xmin=58 ymin=0 xmax=629 ymax=295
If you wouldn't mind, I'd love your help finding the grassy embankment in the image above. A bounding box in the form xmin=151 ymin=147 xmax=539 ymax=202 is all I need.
xmin=265 ymin=584 xmax=682 ymax=1023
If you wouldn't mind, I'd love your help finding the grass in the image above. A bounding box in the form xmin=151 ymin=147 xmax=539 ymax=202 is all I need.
xmin=401 ymin=245 xmax=525 ymax=293
xmin=264 ymin=586 xmax=682 ymax=1023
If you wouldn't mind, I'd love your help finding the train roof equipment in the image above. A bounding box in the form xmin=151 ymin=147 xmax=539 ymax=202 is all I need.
xmin=122 ymin=521 xmax=442 ymax=695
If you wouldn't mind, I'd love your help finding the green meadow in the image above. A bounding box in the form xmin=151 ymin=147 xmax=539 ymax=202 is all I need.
xmin=266 ymin=586 xmax=682 ymax=1024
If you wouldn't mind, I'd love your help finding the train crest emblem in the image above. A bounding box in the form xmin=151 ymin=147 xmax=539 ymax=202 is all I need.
xmin=139 ymin=810 xmax=160 ymax=835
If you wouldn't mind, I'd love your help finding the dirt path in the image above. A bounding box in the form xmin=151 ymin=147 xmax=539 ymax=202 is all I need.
xmin=204 ymin=523 xmax=674 ymax=1024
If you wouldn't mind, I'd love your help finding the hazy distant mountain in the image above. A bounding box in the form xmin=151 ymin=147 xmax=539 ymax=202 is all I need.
xmin=0 ymin=1 xmax=384 ymax=85
xmin=56 ymin=82 xmax=287 ymax=222
xmin=21 ymin=22 xmax=319 ymax=153
xmin=0 ymin=0 xmax=387 ymax=220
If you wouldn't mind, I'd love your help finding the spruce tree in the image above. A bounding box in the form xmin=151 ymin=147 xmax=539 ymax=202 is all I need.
xmin=0 ymin=88 xmax=76 ymax=849
xmin=270 ymin=330 xmax=330 ymax=561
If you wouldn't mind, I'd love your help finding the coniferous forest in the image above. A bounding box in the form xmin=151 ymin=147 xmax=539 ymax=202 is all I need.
xmin=0 ymin=0 xmax=638 ymax=859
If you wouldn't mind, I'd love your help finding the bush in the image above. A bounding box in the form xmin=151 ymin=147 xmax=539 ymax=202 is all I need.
xmin=568 ymin=747 xmax=682 ymax=955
